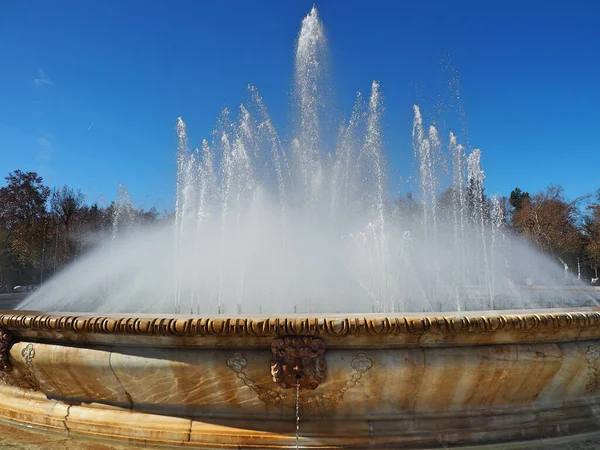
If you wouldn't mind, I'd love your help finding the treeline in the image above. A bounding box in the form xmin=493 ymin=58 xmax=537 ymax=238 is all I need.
xmin=1 ymin=169 xmax=599 ymax=292
xmin=0 ymin=170 xmax=160 ymax=291
xmin=507 ymin=185 xmax=600 ymax=281
xmin=394 ymin=183 xmax=600 ymax=283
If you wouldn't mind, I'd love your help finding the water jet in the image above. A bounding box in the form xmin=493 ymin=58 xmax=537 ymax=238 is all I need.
xmin=1 ymin=6 xmax=600 ymax=449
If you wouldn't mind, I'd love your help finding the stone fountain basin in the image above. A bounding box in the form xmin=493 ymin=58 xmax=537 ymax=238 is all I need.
xmin=1 ymin=308 xmax=600 ymax=448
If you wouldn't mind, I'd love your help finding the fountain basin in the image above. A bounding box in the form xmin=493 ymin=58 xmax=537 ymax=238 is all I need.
xmin=1 ymin=308 xmax=600 ymax=448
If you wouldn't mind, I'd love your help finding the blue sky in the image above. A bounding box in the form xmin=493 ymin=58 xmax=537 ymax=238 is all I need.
xmin=1 ymin=0 xmax=599 ymax=212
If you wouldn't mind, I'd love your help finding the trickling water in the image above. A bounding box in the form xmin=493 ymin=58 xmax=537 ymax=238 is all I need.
xmin=18 ymin=6 xmax=600 ymax=315
xmin=296 ymin=378 xmax=300 ymax=450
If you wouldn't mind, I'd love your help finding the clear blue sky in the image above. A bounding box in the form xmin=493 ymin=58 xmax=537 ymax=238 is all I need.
xmin=1 ymin=0 xmax=598 ymax=212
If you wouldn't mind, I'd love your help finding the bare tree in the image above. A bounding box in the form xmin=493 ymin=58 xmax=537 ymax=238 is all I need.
xmin=50 ymin=186 xmax=84 ymax=235
xmin=511 ymin=185 xmax=585 ymax=268
xmin=50 ymin=185 xmax=85 ymax=259
xmin=583 ymin=190 xmax=600 ymax=280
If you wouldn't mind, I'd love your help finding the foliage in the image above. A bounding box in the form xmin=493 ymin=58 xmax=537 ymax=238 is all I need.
xmin=508 ymin=185 xmax=589 ymax=275
xmin=583 ymin=190 xmax=600 ymax=278
xmin=1 ymin=167 xmax=599 ymax=289
xmin=509 ymin=187 xmax=530 ymax=210
xmin=50 ymin=186 xmax=85 ymax=234
xmin=0 ymin=171 xmax=50 ymax=279
xmin=0 ymin=170 xmax=160 ymax=289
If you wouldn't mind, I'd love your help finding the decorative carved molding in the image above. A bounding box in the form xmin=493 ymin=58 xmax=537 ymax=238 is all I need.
xmin=0 ymin=328 xmax=12 ymax=371
xmin=1 ymin=310 xmax=600 ymax=340
xmin=270 ymin=336 xmax=326 ymax=390
xmin=228 ymin=351 xmax=372 ymax=409
xmin=0 ymin=336 xmax=40 ymax=391
xmin=18 ymin=344 xmax=40 ymax=391
xmin=586 ymin=344 xmax=599 ymax=394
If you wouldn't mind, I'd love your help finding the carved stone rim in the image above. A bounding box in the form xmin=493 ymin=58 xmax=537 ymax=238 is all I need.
xmin=0 ymin=308 xmax=599 ymax=343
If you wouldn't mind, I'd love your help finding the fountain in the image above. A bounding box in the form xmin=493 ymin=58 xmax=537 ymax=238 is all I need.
xmin=1 ymin=6 xmax=600 ymax=448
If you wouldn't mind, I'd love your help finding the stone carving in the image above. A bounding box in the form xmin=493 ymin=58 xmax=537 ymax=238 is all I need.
xmin=21 ymin=343 xmax=35 ymax=365
xmin=270 ymin=336 xmax=326 ymax=390
xmin=1 ymin=311 xmax=600 ymax=339
xmin=18 ymin=344 xmax=40 ymax=391
xmin=226 ymin=352 xmax=248 ymax=373
xmin=0 ymin=335 xmax=40 ymax=391
xmin=0 ymin=328 xmax=11 ymax=371
xmin=228 ymin=351 xmax=372 ymax=409
xmin=586 ymin=344 xmax=599 ymax=394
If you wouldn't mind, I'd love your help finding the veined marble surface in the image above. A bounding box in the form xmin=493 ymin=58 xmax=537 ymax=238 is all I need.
xmin=1 ymin=419 xmax=600 ymax=449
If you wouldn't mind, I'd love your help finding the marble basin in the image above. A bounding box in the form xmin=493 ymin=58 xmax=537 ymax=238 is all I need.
xmin=1 ymin=308 xmax=600 ymax=448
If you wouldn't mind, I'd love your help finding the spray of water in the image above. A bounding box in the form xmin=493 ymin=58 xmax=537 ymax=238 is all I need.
xmin=19 ymin=7 xmax=598 ymax=314
xmin=112 ymin=184 xmax=135 ymax=240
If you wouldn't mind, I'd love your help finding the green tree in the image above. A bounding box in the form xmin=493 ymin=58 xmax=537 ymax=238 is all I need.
xmin=509 ymin=187 xmax=530 ymax=210
xmin=0 ymin=170 xmax=50 ymax=285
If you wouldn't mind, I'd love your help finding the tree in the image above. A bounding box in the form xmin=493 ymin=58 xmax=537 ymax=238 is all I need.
xmin=0 ymin=229 xmax=21 ymax=291
xmin=50 ymin=186 xmax=84 ymax=235
xmin=509 ymin=187 xmax=530 ymax=211
xmin=0 ymin=170 xmax=165 ymax=286
xmin=583 ymin=190 xmax=600 ymax=279
xmin=137 ymin=207 xmax=159 ymax=226
xmin=465 ymin=177 xmax=491 ymax=225
xmin=81 ymin=203 xmax=108 ymax=234
xmin=0 ymin=171 xmax=50 ymax=231
xmin=511 ymin=185 xmax=583 ymax=266
xmin=50 ymin=186 xmax=85 ymax=259
xmin=0 ymin=170 xmax=50 ymax=285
